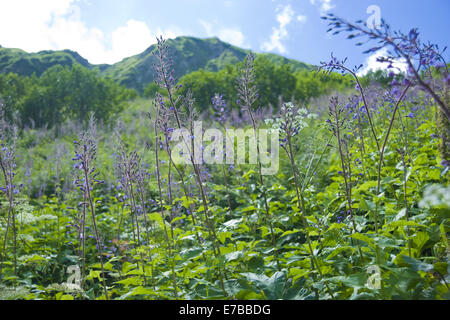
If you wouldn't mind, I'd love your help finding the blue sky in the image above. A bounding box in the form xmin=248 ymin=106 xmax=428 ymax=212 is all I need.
xmin=0 ymin=0 xmax=448 ymax=72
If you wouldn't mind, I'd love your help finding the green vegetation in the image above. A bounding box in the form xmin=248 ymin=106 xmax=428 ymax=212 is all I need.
xmin=103 ymin=37 xmax=314 ymax=93
xmin=0 ymin=26 xmax=448 ymax=301
xmin=0 ymin=38 xmax=347 ymax=126
xmin=177 ymin=56 xmax=352 ymax=112
xmin=0 ymin=37 xmax=314 ymax=95
xmin=0 ymin=85 xmax=448 ymax=300
xmin=0 ymin=47 xmax=92 ymax=77
xmin=0 ymin=65 xmax=137 ymax=127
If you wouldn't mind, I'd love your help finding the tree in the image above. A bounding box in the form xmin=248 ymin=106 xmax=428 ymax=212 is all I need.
xmin=0 ymin=65 xmax=138 ymax=128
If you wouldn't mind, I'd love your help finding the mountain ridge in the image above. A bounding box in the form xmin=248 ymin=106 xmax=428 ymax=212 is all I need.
xmin=0 ymin=36 xmax=314 ymax=92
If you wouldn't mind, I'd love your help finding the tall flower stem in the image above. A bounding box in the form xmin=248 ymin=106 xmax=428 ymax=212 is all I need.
xmin=0 ymin=148 xmax=17 ymax=279
xmin=136 ymin=177 xmax=155 ymax=288
xmin=286 ymin=135 xmax=331 ymax=294
xmin=77 ymin=192 xmax=87 ymax=290
xmin=398 ymin=149 xmax=412 ymax=257
xmin=238 ymin=53 xmax=280 ymax=270
xmin=151 ymin=101 xmax=178 ymax=299
xmin=83 ymin=168 xmax=109 ymax=300
xmin=129 ymin=182 xmax=146 ymax=280
xmin=73 ymin=131 xmax=108 ymax=299
xmin=154 ymin=36 xmax=227 ymax=295
xmin=221 ymin=163 xmax=233 ymax=220
xmin=345 ymin=67 xmax=380 ymax=153
xmin=375 ymin=85 xmax=410 ymax=233
xmin=330 ymin=98 xmax=363 ymax=260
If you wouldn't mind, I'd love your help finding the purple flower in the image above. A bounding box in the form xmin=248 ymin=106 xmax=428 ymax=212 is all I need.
xmin=212 ymin=94 xmax=227 ymax=122
xmin=408 ymin=28 xmax=418 ymax=42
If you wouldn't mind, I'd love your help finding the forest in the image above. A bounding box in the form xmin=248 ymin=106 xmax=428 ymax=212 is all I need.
xmin=0 ymin=11 xmax=448 ymax=302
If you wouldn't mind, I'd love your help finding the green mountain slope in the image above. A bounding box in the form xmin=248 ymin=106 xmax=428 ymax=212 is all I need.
xmin=0 ymin=47 xmax=93 ymax=77
xmin=102 ymin=37 xmax=314 ymax=92
xmin=259 ymin=52 xmax=313 ymax=73
xmin=101 ymin=37 xmax=251 ymax=92
xmin=0 ymin=36 xmax=314 ymax=92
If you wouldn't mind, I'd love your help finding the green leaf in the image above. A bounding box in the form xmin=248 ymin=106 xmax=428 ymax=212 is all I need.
xmin=434 ymin=262 xmax=448 ymax=276
xmin=243 ymin=169 xmax=257 ymax=180
xmin=240 ymin=271 xmax=288 ymax=299
xmin=328 ymin=273 xmax=368 ymax=289
xmin=393 ymin=208 xmax=407 ymax=221
xmin=280 ymin=229 xmax=301 ymax=237
xmin=218 ymin=231 xmax=232 ymax=244
xmin=86 ymin=270 xmax=102 ymax=281
xmin=412 ymin=231 xmax=429 ymax=253
xmin=242 ymin=205 xmax=257 ymax=213
xmin=115 ymin=276 xmax=142 ymax=286
xmin=225 ymin=251 xmax=243 ymax=262
xmin=223 ymin=218 xmax=243 ymax=229
xmin=122 ymin=261 xmax=136 ymax=274
xmin=358 ymin=181 xmax=378 ymax=192
xmin=326 ymin=246 xmax=355 ymax=260
xmin=386 ymin=220 xmax=427 ymax=230
xmin=358 ymin=198 xmax=369 ymax=211
xmin=395 ymin=255 xmax=434 ymax=273
xmin=265 ymin=271 xmax=287 ymax=299
xmin=349 ymin=233 xmax=375 ymax=249
xmin=289 ymin=268 xmax=310 ymax=283
xmin=119 ymin=286 xmax=155 ymax=299
xmin=180 ymin=247 xmax=204 ymax=260
xmin=148 ymin=213 xmax=165 ymax=229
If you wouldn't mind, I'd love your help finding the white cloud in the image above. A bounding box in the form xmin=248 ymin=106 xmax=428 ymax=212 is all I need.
xmin=0 ymin=0 xmax=180 ymax=64
xmin=110 ymin=20 xmax=154 ymax=63
xmin=261 ymin=4 xmax=295 ymax=54
xmin=357 ymin=48 xmax=408 ymax=76
xmin=0 ymin=0 xmax=76 ymax=52
xmin=199 ymin=20 xmax=247 ymax=48
xmin=310 ymin=0 xmax=335 ymax=14
xmin=218 ymin=29 xmax=246 ymax=47
xmin=276 ymin=4 xmax=294 ymax=29
xmin=199 ymin=20 xmax=214 ymax=37
xmin=297 ymin=15 xmax=308 ymax=23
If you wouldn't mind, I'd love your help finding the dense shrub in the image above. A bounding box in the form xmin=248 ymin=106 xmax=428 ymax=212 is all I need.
xmin=0 ymin=65 xmax=138 ymax=128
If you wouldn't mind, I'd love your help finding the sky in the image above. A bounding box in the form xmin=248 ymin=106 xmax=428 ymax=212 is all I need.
xmin=0 ymin=0 xmax=448 ymax=73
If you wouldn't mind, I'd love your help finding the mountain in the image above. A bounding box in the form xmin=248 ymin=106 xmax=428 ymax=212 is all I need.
xmin=0 ymin=37 xmax=314 ymax=92
xmin=0 ymin=47 xmax=93 ymax=77
xmin=102 ymin=37 xmax=314 ymax=92
xmin=102 ymin=37 xmax=248 ymax=92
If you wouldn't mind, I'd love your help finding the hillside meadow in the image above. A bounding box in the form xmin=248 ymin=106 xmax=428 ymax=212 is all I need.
xmin=0 ymin=14 xmax=448 ymax=301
